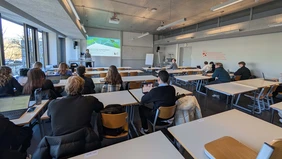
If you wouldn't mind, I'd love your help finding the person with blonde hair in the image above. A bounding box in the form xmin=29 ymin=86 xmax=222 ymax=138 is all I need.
xmin=47 ymin=76 xmax=103 ymax=136
xmin=0 ymin=66 xmax=23 ymax=97
xmin=33 ymin=62 xmax=43 ymax=69
xmin=101 ymin=65 xmax=123 ymax=92
xmin=55 ymin=62 xmax=72 ymax=76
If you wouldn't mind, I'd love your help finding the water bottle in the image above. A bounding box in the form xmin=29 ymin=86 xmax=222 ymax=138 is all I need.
xmin=279 ymin=73 xmax=282 ymax=83
xmin=34 ymin=88 xmax=42 ymax=105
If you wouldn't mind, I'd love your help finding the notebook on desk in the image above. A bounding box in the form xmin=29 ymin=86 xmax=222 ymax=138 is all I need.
xmin=204 ymin=136 xmax=274 ymax=159
xmin=0 ymin=96 xmax=31 ymax=120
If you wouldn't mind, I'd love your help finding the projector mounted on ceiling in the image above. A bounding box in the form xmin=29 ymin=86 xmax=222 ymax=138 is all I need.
xmin=109 ymin=13 xmax=120 ymax=24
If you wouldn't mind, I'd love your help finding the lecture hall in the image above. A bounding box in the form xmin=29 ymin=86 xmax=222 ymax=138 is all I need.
xmin=0 ymin=0 xmax=282 ymax=159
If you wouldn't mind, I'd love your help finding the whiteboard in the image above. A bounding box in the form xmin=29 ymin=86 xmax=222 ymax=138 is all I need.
xmin=145 ymin=54 xmax=154 ymax=66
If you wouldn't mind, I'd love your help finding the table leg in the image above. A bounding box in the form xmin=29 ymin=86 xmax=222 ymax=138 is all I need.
xmin=129 ymin=106 xmax=139 ymax=137
xmin=271 ymin=108 xmax=275 ymax=123
xmin=230 ymin=95 xmax=235 ymax=109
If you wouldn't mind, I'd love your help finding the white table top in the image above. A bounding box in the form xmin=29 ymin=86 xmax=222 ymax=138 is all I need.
xmin=41 ymin=91 xmax=138 ymax=120
xmin=85 ymin=70 xmax=143 ymax=75
xmin=11 ymin=100 xmax=49 ymax=126
xmin=175 ymin=75 xmax=211 ymax=82
xmin=91 ymin=67 xmax=131 ymax=70
xmin=70 ymin=131 xmax=184 ymax=159
xmin=206 ymin=82 xmax=257 ymax=95
xmin=54 ymin=76 xmax=157 ymax=87
xmin=129 ymin=85 xmax=193 ymax=102
xmin=168 ymin=109 xmax=282 ymax=159
xmin=142 ymin=67 xmax=162 ymax=71
xmin=235 ymin=78 xmax=279 ymax=88
xmin=156 ymin=69 xmax=184 ymax=74
xmin=89 ymin=90 xmax=138 ymax=106
xmin=181 ymin=69 xmax=201 ymax=72
xmin=270 ymin=102 xmax=282 ymax=111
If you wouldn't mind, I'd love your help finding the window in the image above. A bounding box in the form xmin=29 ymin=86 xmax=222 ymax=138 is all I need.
xmin=1 ymin=18 xmax=26 ymax=75
xmin=38 ymin=31 xmax=44 ymax=67
xmin=27 ymin=27 xmax=36 ymax=66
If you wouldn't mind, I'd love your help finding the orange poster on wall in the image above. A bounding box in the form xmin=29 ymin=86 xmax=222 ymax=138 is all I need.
xmin=202 ymin=51 xmax=226 ymax=60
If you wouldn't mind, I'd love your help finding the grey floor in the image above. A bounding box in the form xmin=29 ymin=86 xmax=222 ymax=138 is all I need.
xmin=27 ymin=78 xmax=282 ymax=158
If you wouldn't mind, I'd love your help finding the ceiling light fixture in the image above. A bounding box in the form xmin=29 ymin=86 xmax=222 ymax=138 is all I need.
xmin=207 ymin=29 xmax=241 ymax=36
xmin=175 ymin=34 xmax=194 ymax=40
xmin=268 ymin=23 xmax=282 ymax=27
xmin=67 ymin=0 xmax=80 ymax=20
xmin=211 ymin=0 xmax=243 ymax=11
xmin=157 ymin=18 xmax=186 ymax=31
xmin=138 ymin=32 xmax=150 ymax=38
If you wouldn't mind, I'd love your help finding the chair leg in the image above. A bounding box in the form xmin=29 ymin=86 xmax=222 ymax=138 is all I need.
xmin=266 ymin=97 xmax=270 ymax=110
xmin=257 ymin=99 xmax=262 ymax=114
xmin=271 ymin=97 xmax=274 ymax=105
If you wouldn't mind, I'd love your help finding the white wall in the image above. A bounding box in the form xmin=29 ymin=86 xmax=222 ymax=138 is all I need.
xmin=81 ymin=28 xmax=121 ymax=67
xmin=48 ymin=32 xmax=58 ymax=65
xmin=122 ymin=32 xmax=153 ymax=69
xmin=178 ymin=32 xmax=282 ymax=78
xmin=65 ymin=37 xmax=78 ymax=65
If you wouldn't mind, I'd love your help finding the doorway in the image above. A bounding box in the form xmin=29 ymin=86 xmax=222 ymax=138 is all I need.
xmin=179 ymin=47 xmax=192 ymax=66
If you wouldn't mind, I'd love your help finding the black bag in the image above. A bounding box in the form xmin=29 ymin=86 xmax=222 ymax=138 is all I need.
xmin=97 ymin=104 xmax=126 ymax=140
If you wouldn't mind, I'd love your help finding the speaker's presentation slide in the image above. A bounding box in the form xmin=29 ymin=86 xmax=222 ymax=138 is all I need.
xmin=87 ymin=37 xmax=121 ymax=57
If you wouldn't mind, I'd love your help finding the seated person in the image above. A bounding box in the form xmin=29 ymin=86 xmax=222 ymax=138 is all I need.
xmin=139 ymin=70 xmax=176 ymax=134
xmin=209 ymin=63 xmax=231 ymax=85
xmin=234 ymin=61 xmax=251 ymax=80
xmin=169 ymin=58 xmax=178 ymax=70
xmin=101 ymin=65 xmax=123 ymax=93
xmin=23 ymin=68 xmax=57 ymax=99
xmin=0 ymin=114 xmax=33 ymax=158
xmin=200 ymin=61 xmax=212 ymax=73
xmin=55 ymin=62 xmax=72 ymax=77
xmin=0 ymin=66 xmax=23 ymax=97
xmin=209 ymin=61 xmax=215 ymax=72
xmin=47 ymin=76 xmax=103 ymax=136
xmin=33 ymin=62 xmax=43 ymax=69
xmin=76 ymin=66 xmax=95 ymax=94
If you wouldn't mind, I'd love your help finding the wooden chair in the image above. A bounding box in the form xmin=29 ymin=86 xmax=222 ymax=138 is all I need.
xmin=120 ymin=72 xmax=128 ymax=77
xmin=270 ymin=139 xmax=282 ymax=159
xmin=264 ymin=84 xmax=279 ymax=109
xmin=234 ymin=75 xmax=241 ymax=81
xmin=128 ymin=81 xmax=142 ymax=89
xmin=99 ymin=73 xmax=107 ymax=78
xmin=118 ymin=68 xmax=125 ymax=71
xmin=101 ymin=112 xmax=129 ymax=139
xmin=148 ymin=105 xmax=176 ymax=132
xmin=244 ymin=86 xmax=271 ymax=114
xmin=96 ymin=68 xmax=105 ymax=71
xmin=145 ymin=80 xmax=156 ymax=85
xmin=129 ymin=72 xmax=138 ymax=76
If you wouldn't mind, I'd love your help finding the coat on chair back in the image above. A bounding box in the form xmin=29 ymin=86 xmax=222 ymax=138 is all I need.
xmin=32 ymin=127 xmax=101 ymax=159
xmin=175 ymin=96 xmax=202 ymax=125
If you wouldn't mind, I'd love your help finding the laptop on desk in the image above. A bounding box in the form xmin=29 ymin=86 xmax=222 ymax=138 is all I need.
xmin=0 ymin=95 xmax=31 ymax=120
xmin=262 ymin=72 xmax=276 ymax=82
xmin=46 ymin=75 xmax=61 ymax=84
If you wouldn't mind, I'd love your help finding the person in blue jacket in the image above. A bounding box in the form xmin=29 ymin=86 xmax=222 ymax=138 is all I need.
xmin=209 ymin=63 xmax=230 ymax=98
xmin=210 ymin=62 xmax=230 ymax=84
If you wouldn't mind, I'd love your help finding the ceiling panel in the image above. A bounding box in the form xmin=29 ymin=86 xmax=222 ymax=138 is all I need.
xmin=72 ymin=0 xmax=272 ymax=33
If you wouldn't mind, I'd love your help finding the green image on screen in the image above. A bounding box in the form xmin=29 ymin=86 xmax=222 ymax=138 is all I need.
xmin=87 ymin=37 xmax=120 ymax=49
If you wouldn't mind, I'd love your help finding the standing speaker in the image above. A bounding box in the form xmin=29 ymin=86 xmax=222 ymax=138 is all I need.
xmin=73 ymin=41 xmax=78 ymax=49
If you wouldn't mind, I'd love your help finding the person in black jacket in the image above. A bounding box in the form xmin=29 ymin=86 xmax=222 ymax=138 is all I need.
xmin=209 ymin=61 xmax=215 ymax=72
xmin=139 ymin=70 xmax=176 ymax=135
xmin=0 ymin=114 xmax=33 ymax=158
xmin=47 ymin=76 xmax=103 ymax=136
xmin=234 ymin=61 xmax=251 ymax=80
xmin=0 ymin=66 xmax=23 ymax=97
xmin=76 ymin=66 xmax=95 ymax=94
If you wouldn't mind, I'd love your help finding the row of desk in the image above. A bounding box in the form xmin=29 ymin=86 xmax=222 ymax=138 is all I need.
xmin=54 ymin=75 xmax=158 ymax=87
xmin=69 ymin=109 xmax=282 ymax=159
xmin=85 ymin=69 xmax=144 ymax=76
